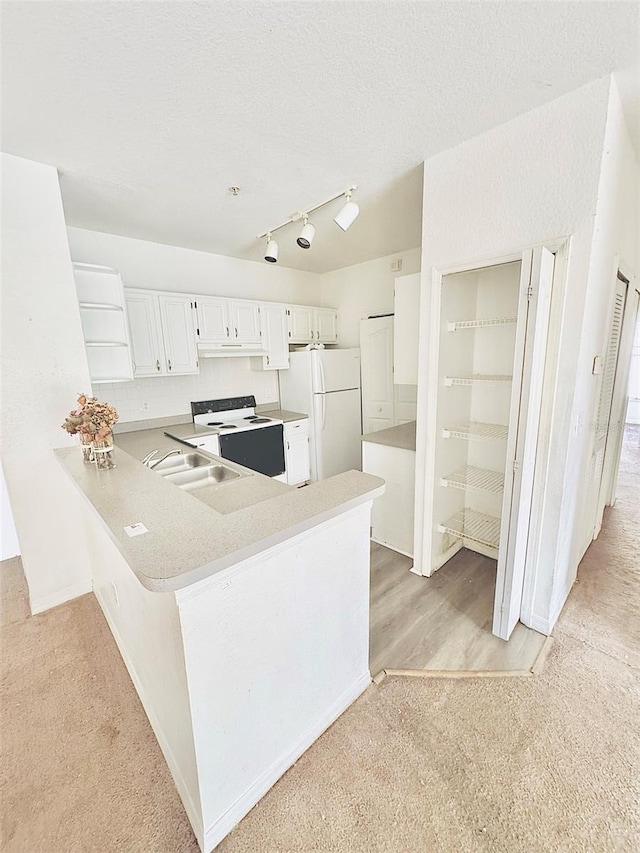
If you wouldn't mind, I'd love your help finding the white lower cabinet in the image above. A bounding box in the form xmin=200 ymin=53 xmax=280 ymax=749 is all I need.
xmin=284 ymin=419 xmax=310 ymax=485
xmin=126 ymin=288 xmax=199 ymax=377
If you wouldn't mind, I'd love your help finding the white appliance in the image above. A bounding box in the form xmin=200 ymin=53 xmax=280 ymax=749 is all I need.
xmin=164 ymin=396 xmax=286 ymax=481
xmin=279 ymin=348 xmax=362 ymax=481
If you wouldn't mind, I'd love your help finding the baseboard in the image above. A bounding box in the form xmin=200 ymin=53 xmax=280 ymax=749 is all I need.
xmin=203 ymin=671 xmax=371 ymax=852
xmin=525 ymin=612 xmax=553 ymax=635
xmin=30 ymin=578 xmax=93 ymax=614
xmin=370 ymin=535 xmax=414 ymax=560
xmin=94 ymin=588 xmax=204 ymax=849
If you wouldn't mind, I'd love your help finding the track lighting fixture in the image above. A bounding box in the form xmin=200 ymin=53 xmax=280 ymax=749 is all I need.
xmin=264 ymin=234 xmax=278 ymax=263
xmin=296 ymin=215 xmax=316 ymax=249
xmin=333 ymin=191 xmax=360 ymax=232
xmin=257 ymin=186 xmax=358 ymax=262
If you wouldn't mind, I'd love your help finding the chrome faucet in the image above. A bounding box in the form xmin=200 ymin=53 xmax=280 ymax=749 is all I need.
xmin=143 ymin=448 xmax=182 ymax=469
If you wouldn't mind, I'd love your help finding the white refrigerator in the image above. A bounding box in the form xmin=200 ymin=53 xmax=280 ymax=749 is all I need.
xmin=279 ymin=348 xmax=362 ymax=482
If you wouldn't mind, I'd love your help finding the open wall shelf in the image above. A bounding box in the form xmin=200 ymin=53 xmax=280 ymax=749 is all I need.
xmin=441 ymin=465 xmax=504 ymax=495
xmin=79 ymin=302 xmax=124 ymax=312
xmin=443 ymin=421 xmax=509 ymax=442
xmin=438 ymin=509 xmax=501 ymax=551
xmin=447 ymin=316 xmax=517 ymax=332
xmin=444 ymin=374 xmax=513 ymax=387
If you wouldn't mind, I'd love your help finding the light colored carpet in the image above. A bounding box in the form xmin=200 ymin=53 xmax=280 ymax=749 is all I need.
xmin=1 ymin=428 xmax=638 ymax=852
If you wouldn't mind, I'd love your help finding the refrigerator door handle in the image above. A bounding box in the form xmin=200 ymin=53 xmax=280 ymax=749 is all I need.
xmin=318 ymin=355 xmax=326 ymax=395
xmin=320 ymin=393 xmax=326 ymax=430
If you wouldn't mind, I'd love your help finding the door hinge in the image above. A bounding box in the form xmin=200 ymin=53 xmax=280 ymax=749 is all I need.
xmin=527 ymin=285 xmax=534 ymax=301
xmin=512 ymin=459 xmax=520 ymax=473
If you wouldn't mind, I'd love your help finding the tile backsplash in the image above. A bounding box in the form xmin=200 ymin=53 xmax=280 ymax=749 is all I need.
xmin=93 ymin=357 xmax=279 ymax=423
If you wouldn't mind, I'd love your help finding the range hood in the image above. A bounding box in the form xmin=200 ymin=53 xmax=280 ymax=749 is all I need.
xmin=197 ymin=342 xmax=268 ymax=358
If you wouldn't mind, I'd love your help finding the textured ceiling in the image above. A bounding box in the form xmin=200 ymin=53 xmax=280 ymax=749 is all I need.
xmin=2 ymin=1 xmax=638 ymax=273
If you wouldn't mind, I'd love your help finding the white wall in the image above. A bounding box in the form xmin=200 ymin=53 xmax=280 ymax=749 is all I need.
xmin=320 ymin=248 xmax=421 ymax=347
xmin=562 ymin=79 xmax=640 ymax=608
xmin=1 ymin=153 xmax=94 ymax=611
xmin=416 ymin=76 xmax=627 ymax=634
xmin=67 ymin=227 xmax=322 ymax=421
xmin=1 ymin=464 xmax=20 ymax=560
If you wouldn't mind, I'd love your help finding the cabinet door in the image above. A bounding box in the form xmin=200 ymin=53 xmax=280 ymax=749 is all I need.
xmin=196 ymin=297 xmax=230 ymax=342
xmin=287 ymin=306 xmax=314 ymax=343
xmin=285 ymin=432 xmax=310 ymax=485
xmin=394 ymin=273 xmax=421 ymax=385
xmin=230 ymin=300 xmax=262 ymax=343
xmin=158 ymin=294 xmax=199 ymax=375
xmin=125 ymin=289 xmax=165 ymax=376
xmin=260 ymin=303 xmax=290 ymax=370
xmin=315 ymin=308 xmax=338 ymax=343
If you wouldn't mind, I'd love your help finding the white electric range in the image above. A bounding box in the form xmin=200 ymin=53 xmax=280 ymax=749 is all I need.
xmin=164 ymin=396 xmax=286 ymax=481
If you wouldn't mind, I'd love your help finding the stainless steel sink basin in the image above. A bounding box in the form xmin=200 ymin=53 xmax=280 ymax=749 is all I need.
xmin=149 ymin=451 xmax=244 ymax=491
xmin=162 ymin=464 xmax=241 ymax=491
xmin=152 ymin=452 xmax=213 ymax=474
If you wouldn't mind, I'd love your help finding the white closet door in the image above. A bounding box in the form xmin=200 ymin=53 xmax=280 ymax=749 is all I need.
xmin=493 ymin=247 xmax=555 ymax=640
xmin=589 ymin=275 xmax=628 ymax=537
xmin=360 ymin=317 xmax=395 ymax=433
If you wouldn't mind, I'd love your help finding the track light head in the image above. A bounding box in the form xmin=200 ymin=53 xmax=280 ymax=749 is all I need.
xmin=334 ymin=191 xmax=360 ymax=231
xmin=264 ymin=235 xmax=278 ymax=263
xmin=296 ymin=215 xmax=316 ymax=249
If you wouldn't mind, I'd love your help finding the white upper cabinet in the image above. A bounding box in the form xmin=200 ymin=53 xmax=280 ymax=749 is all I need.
xmin=229 ymin=300 xmax=262 ymax=343
xmin=254 ymin=303 xmax=289 ymax=370
xmin=288 ymin=306 xmax=315 ymax=343
xmin=126 ymin=288 xmax=198 ymax=377
xmin=287 ymin=306 xmax=338 ymax=344
xmin=157 ymin=294 xmax=199 ymax=375
xmin=125 ymin=289 xmax=164 ymax=376
xmin=315 ymin=308 xmax=338 ymax=343
xmin=196 ymin=297 xmax=230 ymax=342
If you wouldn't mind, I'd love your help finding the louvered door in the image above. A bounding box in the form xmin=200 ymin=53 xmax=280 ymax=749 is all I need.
xmin=588 ymin=276 xmax=628 ymax=538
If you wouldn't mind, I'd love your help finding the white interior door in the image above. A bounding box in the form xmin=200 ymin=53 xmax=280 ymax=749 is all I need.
xmin=493 ymin=247 xmax=555 ymax=640
xmin=360 ymin=317 xmax=395 ymax=433
xmin=589 ymin=274 xmax=629 ymax=537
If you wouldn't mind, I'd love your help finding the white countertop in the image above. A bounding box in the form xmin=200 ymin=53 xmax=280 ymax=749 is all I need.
xmin=361 ymin=421 xmax=416 ymax=451
xmin=56 ymin=427 xmax=383 ymax=593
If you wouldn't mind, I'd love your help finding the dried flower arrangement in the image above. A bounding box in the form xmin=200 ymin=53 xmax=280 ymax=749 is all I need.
xmin=61 ymin=393 xmax=119 ymax=440
xmin=62 ymin=394 xmax=119 ymax=466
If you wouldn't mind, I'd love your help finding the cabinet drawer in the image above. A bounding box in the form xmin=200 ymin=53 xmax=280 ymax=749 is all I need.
xmin=284 ymin=419 xmax=309 ymax=437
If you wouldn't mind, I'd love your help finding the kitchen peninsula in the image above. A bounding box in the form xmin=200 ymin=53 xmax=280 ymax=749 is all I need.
xmin=56 ymin=428 xmax=383 ymax=852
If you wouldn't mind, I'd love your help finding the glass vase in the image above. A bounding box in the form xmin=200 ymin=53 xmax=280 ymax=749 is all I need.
xmin=79 ymin=435 xmax=94 ymax=464
xmin=92 ymin=434 xmax=116 ymax=470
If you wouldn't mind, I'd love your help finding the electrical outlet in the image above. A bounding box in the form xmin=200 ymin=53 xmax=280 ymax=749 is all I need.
xmin=141 ymin=401 xmax=150 ymax=412
xmin=390 ymin=259 xmax=403 ymax=272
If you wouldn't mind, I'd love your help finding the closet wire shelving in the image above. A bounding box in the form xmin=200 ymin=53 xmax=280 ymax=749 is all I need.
xmin=438 ymin=509 xmax=501 ymax=552
xmin=437 ymin=309 xmax=517 ymax=558
xmin=442 ymin=421 xmax=509 ymax=442
xmin=444 ymin=374 xmax=513 ymax=387
xmin=441 ymin=465 xmax=504 ymax=494
xmin=447 ymin=316 xmax=517 ymax=332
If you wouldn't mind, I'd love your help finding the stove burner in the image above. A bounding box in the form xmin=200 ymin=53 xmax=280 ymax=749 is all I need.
xmin=207 ymin=421 xmax=225 ymax=426
xmin=218 ymin=424 xmax=237 ymax=429
xmin=250 ymin=417 xmax=272 ymax=424
xmin=244 ymin=415 xmax=258 ymax=420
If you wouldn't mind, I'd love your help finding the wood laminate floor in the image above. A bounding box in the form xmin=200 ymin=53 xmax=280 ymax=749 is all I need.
xmin=369 ymin=543 xmax=547 ymax=675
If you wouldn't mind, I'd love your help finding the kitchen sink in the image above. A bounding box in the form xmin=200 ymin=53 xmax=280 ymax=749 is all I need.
xmin=162 ymin=465 xmax=241 ymax=491
xmin=150 ymin=452 xmax=245 ymax=491
xmin=152 ymin=452 xmax=214 ymax=475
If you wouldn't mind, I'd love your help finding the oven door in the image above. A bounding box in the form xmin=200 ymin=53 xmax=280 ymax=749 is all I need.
xmin=218 ymin=424 xmax=285 ymax=477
